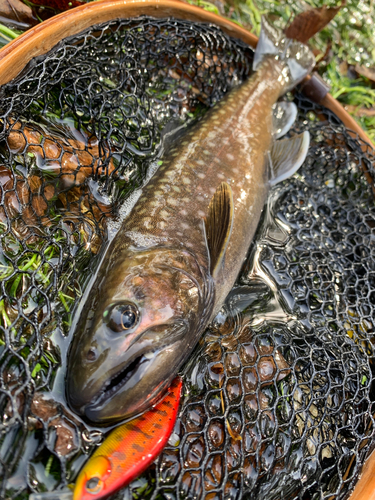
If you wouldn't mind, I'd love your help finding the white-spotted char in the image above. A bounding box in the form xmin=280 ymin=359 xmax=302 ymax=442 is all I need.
xmin=66 ymin=18 xmax=315 ymax=424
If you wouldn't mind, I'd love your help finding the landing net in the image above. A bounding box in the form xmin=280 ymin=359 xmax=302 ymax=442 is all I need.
xmin=0 ymin=16 xmax=373 ymax=500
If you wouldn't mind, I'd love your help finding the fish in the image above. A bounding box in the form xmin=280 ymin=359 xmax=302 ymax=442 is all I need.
xmin=66 ymin=18 xmax=315 ymax=424
xmin=73 ymin=377 xmax=183 ymax=500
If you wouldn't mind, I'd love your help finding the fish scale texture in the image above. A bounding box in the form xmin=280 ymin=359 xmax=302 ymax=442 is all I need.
xmin=0 ymin=15 xmax=373 ymax=500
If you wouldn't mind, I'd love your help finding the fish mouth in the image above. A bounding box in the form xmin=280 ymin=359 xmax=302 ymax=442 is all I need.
xmin=92 ymin=354 xmax=148 ymax=407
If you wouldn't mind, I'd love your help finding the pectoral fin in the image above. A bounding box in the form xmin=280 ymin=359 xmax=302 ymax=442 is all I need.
xmin=205 ymin=182 xmax=234 ymax=278
xmin=269 ymin=131 xmax=310 ymax=186
xmin=273 ymin=101 xmax=298 ymax=139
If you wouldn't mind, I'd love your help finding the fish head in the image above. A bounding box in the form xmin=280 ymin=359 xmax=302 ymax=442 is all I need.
xmin=66 ymin=246 xmax=207 ymax=424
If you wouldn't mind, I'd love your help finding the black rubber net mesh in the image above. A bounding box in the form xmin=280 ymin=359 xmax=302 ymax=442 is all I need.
xmin=0 ymin=15 xmax=374 ymax=500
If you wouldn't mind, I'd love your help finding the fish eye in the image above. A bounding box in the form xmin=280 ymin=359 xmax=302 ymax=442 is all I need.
xmin=85 ymin=476 xmax=103 ymax=494
xmin=104 ymin=302 xmax=140 ymax=333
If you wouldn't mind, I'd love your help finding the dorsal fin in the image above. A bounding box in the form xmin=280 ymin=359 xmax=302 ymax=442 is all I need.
xmin=205 ymin=182 xmax=234 ymax=278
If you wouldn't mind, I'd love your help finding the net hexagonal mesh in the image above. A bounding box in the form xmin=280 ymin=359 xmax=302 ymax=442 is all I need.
xmin=0 ymin=15 xmax=374 ymax=500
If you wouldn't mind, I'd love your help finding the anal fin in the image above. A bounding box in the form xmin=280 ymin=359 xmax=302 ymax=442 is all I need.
xmin=205 ymin=182 xmax=234 ymax=279
xmin=269 ymin=131 xmax=310 ymax=186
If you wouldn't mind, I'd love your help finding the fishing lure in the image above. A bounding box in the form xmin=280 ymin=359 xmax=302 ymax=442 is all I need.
xmin=73 ymin=376 xmax=182 ymax=500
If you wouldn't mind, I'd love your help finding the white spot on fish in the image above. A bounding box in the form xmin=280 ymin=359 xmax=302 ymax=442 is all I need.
xmin=196 ymin=159 xmax=205 ymax=166
xmin=227 ymin=153 xmax=234 ymax=161
xmin=198 ymin=210 xmax=205 ymax=217
xmin=203 ymin=150 xmax=210 ymax=155
xmin=172 ymin=186 xmax=180 ymax=192
xmin=158 ymin=221 xmax=166 ymax=229
xmin=181 ymin=222 xmax=190 ymax=230
xmin=197 ymin=173 xmax=205 ymax=179
xmin=180 ymin=209 xmax=187 ymax=216
xmin=217 ymin=173 xmax=225 ymax=179
xmin=160 ymin=209 xmax=169 ymax=218
xmin=168 ymin=198 xmax=178 ymax=206
xmin=197 ymin=196 xmax=204 ymax=202
xmin=182 ymin=177 xmax=191 ymax=185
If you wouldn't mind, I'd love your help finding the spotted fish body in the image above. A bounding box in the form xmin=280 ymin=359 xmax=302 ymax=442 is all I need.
xmin=123 ymin=62 xmax=296 ymax=312
xmin=66 ymin=19 xmax=315 ymax=423
xmin=73 ymin=377 xmax=182 ymax=500
xmin=129 ymin=58 xmax=279 ymax=307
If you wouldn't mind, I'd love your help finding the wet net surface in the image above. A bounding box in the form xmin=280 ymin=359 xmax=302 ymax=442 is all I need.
xmin=0 ymin=15 xmax=374 ymax=500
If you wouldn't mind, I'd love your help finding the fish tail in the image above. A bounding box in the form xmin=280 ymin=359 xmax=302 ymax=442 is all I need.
xmin=253 ymin=17 xmax=315 ymax=93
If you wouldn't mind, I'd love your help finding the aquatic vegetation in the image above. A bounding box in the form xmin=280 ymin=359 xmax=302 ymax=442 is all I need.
xmin=0 ymin=217 xmax=99 ymax=384
xmin=0 ymin=23 xmax=21 ymax=47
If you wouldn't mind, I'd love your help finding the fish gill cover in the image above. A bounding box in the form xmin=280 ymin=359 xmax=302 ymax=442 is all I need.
xmin=0 ymin=15 xmax=373 ymax=500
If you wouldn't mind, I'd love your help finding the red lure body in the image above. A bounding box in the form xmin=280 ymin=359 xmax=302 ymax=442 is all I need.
xmin=73 ymin=377 xmax=182 ymax=500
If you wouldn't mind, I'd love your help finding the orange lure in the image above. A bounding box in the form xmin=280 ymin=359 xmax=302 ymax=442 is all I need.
xmin=73 ymin=377 xmax=183 ymax=500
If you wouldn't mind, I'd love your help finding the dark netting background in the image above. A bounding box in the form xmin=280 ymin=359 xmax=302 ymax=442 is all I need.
xmin=0 ymin=14 xmax=374 ymax=500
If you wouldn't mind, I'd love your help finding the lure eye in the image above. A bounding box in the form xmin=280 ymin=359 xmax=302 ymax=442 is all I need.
xmin=104 ymin=302 xmax=139 ymax=333
xmin=85 ymin=476 xmax=103 ymax=494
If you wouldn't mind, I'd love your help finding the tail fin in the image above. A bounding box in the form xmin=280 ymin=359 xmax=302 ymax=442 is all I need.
xmin=253 ymin=17 xmax=315 ymax=93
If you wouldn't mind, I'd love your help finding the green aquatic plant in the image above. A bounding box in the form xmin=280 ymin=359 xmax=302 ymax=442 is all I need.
xmin=0 ymin=23 xmax=22 ymax=48
xmin=0 ymin=216 xmax=95 ymax=385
